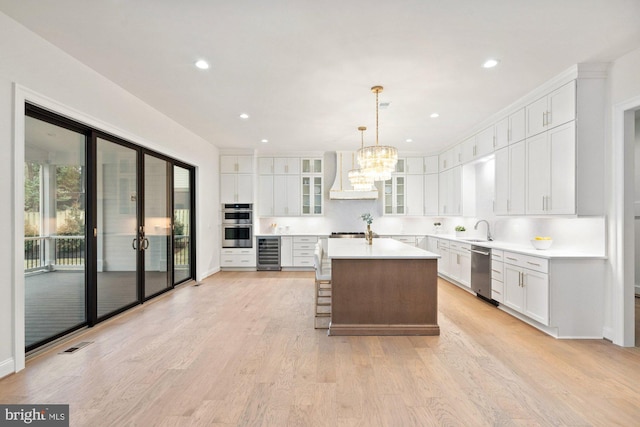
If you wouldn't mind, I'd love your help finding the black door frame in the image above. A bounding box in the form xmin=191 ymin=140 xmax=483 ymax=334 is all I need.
xmin=25 ymin=103 xmax=196 ymax=349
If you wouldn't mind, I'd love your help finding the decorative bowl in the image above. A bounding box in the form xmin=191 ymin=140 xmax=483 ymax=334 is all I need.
xmin=530 ymin=239 xmax=553 ymax=250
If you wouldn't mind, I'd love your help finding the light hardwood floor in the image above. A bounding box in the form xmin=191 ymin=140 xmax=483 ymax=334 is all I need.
xmin=2 ymin=271 xmax=640 ymax=426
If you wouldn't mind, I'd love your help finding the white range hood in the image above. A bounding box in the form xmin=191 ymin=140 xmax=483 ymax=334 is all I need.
xmin=329 ymin=151 xmax=379 ymax=200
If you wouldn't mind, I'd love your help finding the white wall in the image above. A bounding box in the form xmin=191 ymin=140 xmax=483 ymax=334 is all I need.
xmin=606 ymin=46 xmax=640 ymax=345
xmin=635 ymin=112 xmax=640 ymax=294
xmin=0 ymin=12 xmax=220 ymax=377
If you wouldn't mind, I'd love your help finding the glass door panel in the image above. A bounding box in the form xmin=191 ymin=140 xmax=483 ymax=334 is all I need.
xmin=144 ymin=155 xmax=171 ymax=297
xmin=173 ymin=165 xmax=192 ymax=284
xmin=96 ymin=138 xmax=138 ymax=318
xmin=24 ymin=116 xmax=87 ymax=349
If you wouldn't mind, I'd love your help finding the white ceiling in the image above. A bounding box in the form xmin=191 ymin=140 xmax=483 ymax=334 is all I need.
xmin=2 ymin=0 xmax=640 ymax=155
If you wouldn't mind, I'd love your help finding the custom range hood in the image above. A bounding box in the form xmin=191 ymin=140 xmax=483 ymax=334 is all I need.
xmin=329 ymin=151 xmax=379 ymax=200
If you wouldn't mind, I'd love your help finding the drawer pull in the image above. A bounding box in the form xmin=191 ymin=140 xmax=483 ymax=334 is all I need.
xmin=527 ymin=261 xmax=541 ymax=267
xmin=506 ymin=257 xmax=518 ymax=261
xmin=491 ymin=269 xmax=501 ymax=273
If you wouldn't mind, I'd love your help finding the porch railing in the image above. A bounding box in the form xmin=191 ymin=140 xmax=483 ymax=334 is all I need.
xmin=24 ymin=235 xmax=85 ymax=272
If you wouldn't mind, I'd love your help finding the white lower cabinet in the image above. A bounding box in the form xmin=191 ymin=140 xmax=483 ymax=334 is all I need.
xmin=502 ymin=251 xmax=549 ymax=325
xmin=292 ymin=236 xmax=317 ymax=268
xmin=392 ymin=235 xmax=418 ymax=246
xmin=491 ymin=250 xmax=504 ymax=303
xmin=280 ymin=236 xmax=293 ymax=267
xmin=220 ymin=247 xmax=256 ymax=268
xmin=435 ymin=239 xmax=451 ymax=277
xmin=448 ymin=241 xmax=471 ymax=287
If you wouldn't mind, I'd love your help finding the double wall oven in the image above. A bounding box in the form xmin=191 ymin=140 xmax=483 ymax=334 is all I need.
xmin=222 ymin=203 xmax=253 ymax=248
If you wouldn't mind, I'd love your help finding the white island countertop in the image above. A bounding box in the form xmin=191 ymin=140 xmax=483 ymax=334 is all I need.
xmin=328 ymin=237 xmax=439 ymax=260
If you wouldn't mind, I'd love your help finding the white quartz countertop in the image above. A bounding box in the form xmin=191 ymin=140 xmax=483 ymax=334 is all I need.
xmin=427 ymin=234 xmax=606 ymax=260
xmin=328 ymin=237 xmax=439 ymax=260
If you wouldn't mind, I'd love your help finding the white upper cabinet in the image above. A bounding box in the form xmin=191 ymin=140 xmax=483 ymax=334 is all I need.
xmin=273 ymin=157 xmax=300 ymax=174
xmin=494 ymin=141 xmax=525 ymax=215
xmin=220 ymin=155 xmax=253 ymax=203
xmin=301 ymin=158 xmax=322 ymax=174
xmin=438 ymin=166 xmax=461 ymax=216
xmin=460 ymin=136 xmax=476 ymax=164
xmin=384 ymin=176 xmax=406 ymax=215
xmin=496 ymin=110 xmax=526 ymax=150
xmin=423 ymin=174 xmax=439 ymax=216
xmin=257 ymin=175 xmax=274 ymax=216
xmin=220 ymin=155 xmax=253 ymax=174
xmin=258 ymin=158 xmax=274 ymax=174
xmin=405 ymin=157 xmax=424 ymax=174
xmin=526 ymin=122 xmax=575 ymax=215
xmin=508 ymin=108 xmax=526 ymax=144
xmin=526 ymin=81 xmax=576 ymax=138
xmin=475 ymin=126 xmax=495 ymax=158
xmin=424 ymin=156 xmax=439 ymax=174
xmin=406 ymin=174 xmax=424 ymax=215
xmin=440 ymin=144 xmax=461 ymax=171
xmin=273 ymin=175 xmax=300 ymax=216
xmin=495 ymin=117 xmax=510 ymax=151
xmin=220 ymin=173 xmax=253 ymax=203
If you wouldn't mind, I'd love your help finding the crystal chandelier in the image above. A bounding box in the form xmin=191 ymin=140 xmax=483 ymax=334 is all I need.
xmin=357 ymin=85 xmax=398 ymax=181
xmin=348 ymin=126 xmax=374 ymax=191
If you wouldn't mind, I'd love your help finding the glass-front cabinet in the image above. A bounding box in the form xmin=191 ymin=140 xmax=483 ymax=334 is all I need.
xmin=301 ymin=157 xmax=323 ymax=215
xmin=302 ymin=176 xmax=322 ymax=215
xmin=302 ymin=158 xmax=322 ymax=174
xmin=384 ymin=176 xmax=405 ymax=215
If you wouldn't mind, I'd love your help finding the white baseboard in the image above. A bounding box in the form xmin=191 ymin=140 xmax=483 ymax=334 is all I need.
xmin=0 ymin=357 xmax=15 ymax=379
xmin=198 ymin=267 xmax=220 ymax=282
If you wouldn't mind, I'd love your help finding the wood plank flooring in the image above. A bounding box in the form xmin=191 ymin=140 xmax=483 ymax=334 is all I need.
xmin=2 ymin=271 xmax=640 ymax=426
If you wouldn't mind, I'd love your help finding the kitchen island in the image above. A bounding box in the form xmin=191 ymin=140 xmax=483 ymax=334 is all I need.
xmin=327 ymin=238 xmax=440 ymax=336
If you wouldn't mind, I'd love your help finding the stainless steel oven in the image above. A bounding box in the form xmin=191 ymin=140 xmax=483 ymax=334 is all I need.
xmin=222 ymin=204 xmax=253 ymax=248
xmin=222 ymin=203 xmax=252 ymax=224
xmin=222 ymin=224 xmax=253 ymax=248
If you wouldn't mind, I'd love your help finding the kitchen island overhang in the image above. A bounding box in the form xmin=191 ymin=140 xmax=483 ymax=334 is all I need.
xmin=327 ymin=238 xmax=441 ymax=336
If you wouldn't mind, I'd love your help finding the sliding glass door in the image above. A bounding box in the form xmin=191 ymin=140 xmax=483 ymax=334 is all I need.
xmin=24 ymin=105 xmax=196 ymax=351
xmin=95 ymin=137 xmax=139 ymax=318
xmin=143 ymin=154 xmax=172 ymax=297
xmin=24 ymin=115 xmax=87 ymax=349
xmin=173 ymin=165 xmax=192 ymax=284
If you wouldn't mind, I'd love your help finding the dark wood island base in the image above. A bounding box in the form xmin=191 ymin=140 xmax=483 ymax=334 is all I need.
xmin=328 ymin=257 xmax=440 ymax=336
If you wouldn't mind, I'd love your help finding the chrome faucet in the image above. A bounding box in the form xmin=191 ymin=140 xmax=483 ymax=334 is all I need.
xmin=474 ymin=220 xmax=493 ymax=241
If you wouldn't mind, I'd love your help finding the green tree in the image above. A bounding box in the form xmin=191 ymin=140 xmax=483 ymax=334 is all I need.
xmin=56 ymin=165 xmax=83 ymax=210
xmin=24 ymin=162 xmax=40 ymax=212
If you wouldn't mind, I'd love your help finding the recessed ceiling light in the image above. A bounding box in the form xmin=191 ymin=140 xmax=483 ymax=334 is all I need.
xmin=405 ymin=139 xmax=413 ymax=143
xmin=195 ymin=60 xmax=209 ymax=70
xmin=482 ymin=59 xmax=499 ymax=69
xmin=239 ymin=113 xmax=250 ymax=119
xmin=430 ymin=113 xmax=440 ymax=118
xmin=261 ymin=139 xmax=269 ymax=144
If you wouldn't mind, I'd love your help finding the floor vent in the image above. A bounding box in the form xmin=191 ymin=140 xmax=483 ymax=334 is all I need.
xmin=60 ymin=341 xmax=93 ymax=354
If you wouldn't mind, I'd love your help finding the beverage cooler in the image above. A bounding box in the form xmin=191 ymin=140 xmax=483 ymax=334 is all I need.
xmin=257 ymin=236 xmax=281 ymax=271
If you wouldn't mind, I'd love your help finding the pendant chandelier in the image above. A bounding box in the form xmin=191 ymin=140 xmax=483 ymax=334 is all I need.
xmin=357 ymin=85 xmax=398 ymax=181
xmin=348 ymin=126 xmax=374 ymax=191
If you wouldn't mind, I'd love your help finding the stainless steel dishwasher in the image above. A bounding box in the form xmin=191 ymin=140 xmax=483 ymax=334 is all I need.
xmin=470 ymin=245 xmax=496 ymax=305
